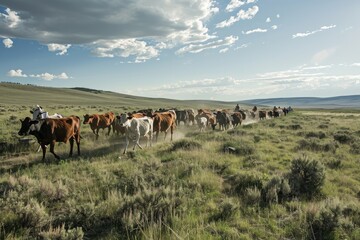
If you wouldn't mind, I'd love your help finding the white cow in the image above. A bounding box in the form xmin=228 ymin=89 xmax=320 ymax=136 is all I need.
xmin=30 ymin=105 xmax=63 ymax=120
xmin=118 ymin=113 xmax=153 ymax=154
xmin=195 ymin=115 xmax=207 ymax=132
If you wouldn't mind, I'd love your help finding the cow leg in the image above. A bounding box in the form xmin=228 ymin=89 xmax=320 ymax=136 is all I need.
xmin=123 ymin=135 xmax=129 ymax=154
xmin=170 ymin=125 xmax=174 ymax=141
xmin=69 ymin=137 xmax=74 ymax=157
xmin=96 ymin=128 xmax=99 ymax=140
xmin=135 ymin=133 xmax=142 ymax=150
xmin=107 ymin=126 xmax=111 ymax=136
xmin=155 ymin=131 xmax=159 ymax=142
xmin=50 ymin=141 xmax=60 ymax=160
xmin=164 ymin=131 xmax=167 ymax=141
xmin=41 ymin=144 xmax=47 ymax=161
xmin=75 ymin=134 xmax=81 ymax=156
xmin=149 ymin=131 xmax=153 ymax=147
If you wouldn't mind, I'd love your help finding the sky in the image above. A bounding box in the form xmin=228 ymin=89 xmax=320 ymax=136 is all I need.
xmin=0 ymin=0 xmax=360 ymax=101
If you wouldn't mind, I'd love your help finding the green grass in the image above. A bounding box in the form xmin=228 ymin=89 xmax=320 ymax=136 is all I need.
xmin=0 ymin=86 xmax=359 ymax=239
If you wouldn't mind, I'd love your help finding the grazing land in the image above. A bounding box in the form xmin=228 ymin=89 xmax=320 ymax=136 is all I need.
xmin=0 ymin=83 xmax=359 ymax=239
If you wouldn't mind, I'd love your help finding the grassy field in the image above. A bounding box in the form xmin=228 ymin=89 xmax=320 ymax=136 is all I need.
xmin=0 ymin=83 xmax=359 ymax=239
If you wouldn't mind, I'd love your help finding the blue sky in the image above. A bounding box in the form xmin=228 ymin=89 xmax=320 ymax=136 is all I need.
xmin=1 ymin=0 xmax=359 ymax=100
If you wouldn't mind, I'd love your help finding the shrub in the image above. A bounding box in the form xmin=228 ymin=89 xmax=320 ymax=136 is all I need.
xmin=39 ymin=224 xmax=84 ymax=240
xmin=170 ymin=139 xmax=202 ymax=151
xmin=242 ymin=187 xmax=261 ymax=206
xmin=333 ymin=131 xmax=354 ymax=144
xmin=210 ymin=199 xmax=238 ymax=221
xmin=306 ymin=199 xmax=343 ymax=240
xmin=297 ymin=139 xmax=338 ymax=153
xmin=287 ymin=124 xmax=302 ymax=130
xmin=288 ymin=155 xmax=325 ymax=199
xmin=305 ymin=131 xmax=326 ymax=139
xmin=262 ymin=176 xmax=291 ymax=205
xmin=225 ymin=172 xmax=264 ymax=196
xmin=350 ymin=141 xmax=360 ymax=154
xmin=222 ymin=140 xmax=255 ymax=156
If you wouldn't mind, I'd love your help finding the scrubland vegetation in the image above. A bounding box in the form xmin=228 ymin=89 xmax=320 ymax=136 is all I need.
xmin=0 ymin=103 xmax=360 ymax=239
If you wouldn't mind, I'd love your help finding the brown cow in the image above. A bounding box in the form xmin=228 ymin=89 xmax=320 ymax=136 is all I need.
xmin=259 ymin=110 xmax=267 ymax=120
xmin=231 ymin=112 xmax=242 ymax=127
xmin=152 ymin=111 xmax=176 ymax=141
xmin=18 ymin=116 xmax=81 ymax=161
xmin=83 ymin=112 xmax=115 ymax=140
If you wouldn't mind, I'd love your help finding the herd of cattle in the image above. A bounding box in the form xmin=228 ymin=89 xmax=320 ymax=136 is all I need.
xmin=18 ymin=105 xmax=292 ymax=160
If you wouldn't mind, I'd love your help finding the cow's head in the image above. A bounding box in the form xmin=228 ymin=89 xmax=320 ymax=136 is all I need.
xmin=83 ymin=114 xmax=93 ymax=124
xmin=18 ymin=117 xmax=39 ymax=136
xmin=30 ymin=105 xmax=44 ymax=120
xmin=118 ymin=113 xmax=131 ymax=127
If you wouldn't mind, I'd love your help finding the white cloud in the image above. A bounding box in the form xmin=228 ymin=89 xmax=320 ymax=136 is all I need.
xmin=0 ymin=8 xmax=21 ymax=28
xmin=176 ymin=35 xmax=238 ymax=54
xmin=7 ymin=69 xmax=27 ymax=77
xmin=311 ymin=48 xmax=336 ymax=65
xmin=92 ymin=39 xmax=159 ymax=62
xmin=135 ymin=64 xmax=360 ymax=99
xmin=235 ymin=43 xmax=250 ymax=50
xmin=216 ymin=6 xmax=259 ymax=28
xmin=351 ymin=63 xmax=360 ymax=67
xmin=3 ymin=38 xmax=13 ymax=48
xmin=225 ymin=0 xmax=257 ymax=12
xmin=7 ymin=69 xmax=70 ymax=81
xmin=0 ymin=1 xmax=219 ymax=61
xmin=266 ymin=17 xmax=271 ymax=23
xmin=47 ymin=43 xmax=71 ymax=55
xmin=271 ymin=25 xmax=278 ymax=30
xmin=292 ymin=25 xmax=336 ymax=38
xmin=226 ymin=0 xmax=246 ymax=12
xmin=243 ymin=28 xmax=267 ymax=35
xmin=29 ymin=72 xmax=70 ymax=81
xmin=276 ymin=14 xmax=280 ymax=18
xmin=219 ymin=48 xmax=229 ymax=53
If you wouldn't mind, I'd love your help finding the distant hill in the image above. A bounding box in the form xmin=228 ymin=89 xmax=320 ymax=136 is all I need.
xmin=1 ymin=82 xmax=358 ymax=109
xmin=240 ymin=95 xmax=360 ymax=109
xmin=0 ymin=82 xmax=240 ymax=109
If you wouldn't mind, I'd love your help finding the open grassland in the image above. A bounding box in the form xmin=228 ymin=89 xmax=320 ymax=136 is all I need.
xmin=0 ymin=99 xmax=359 ymax=239
xmin=0 ymin=83 xmax=359 ymax=239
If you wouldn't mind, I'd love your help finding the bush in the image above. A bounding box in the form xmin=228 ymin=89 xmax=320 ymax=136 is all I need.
xmin=305 ymin=131 xmax=326 ymax=139
xmin=222 ymin=140 xmax=255 ymax=156
xmin=287 ymin=124 xmax=302 ymax=130
xmin=243 ymin=187 xmax=261 ymax=206
xmin=39 ymin=224 xmax=84 ymax=240
xmin=333 ymin=131 xmax=354 ymax=144
xmin=350 ymin=141 xmax=360 ymax=154
xmin=288 ymin=155 xmax=325 ymax=199
xmin=297 ymin=139 xmax=338 ymax=153
xmin=262 ymin=176 xmax=291 ymax=205
xmin=225 ymin=172 xmax=264 ymax=196
xmin=171 ymin=139 xmax=202 ymax=151
xmin=210 ymin=199 xmax=238 ymax=221
xmin=306 ymin=199 xmax=343 ymax=240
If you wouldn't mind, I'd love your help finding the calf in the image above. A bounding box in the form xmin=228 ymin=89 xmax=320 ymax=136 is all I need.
xmin=118 ymin=114 xmax=153 ymax=154
xmin=18 ymin=116 xmax=81 ymax=161
xmin=83 ymin=112 xmax=115 ymax=140
xmin=152 ymin=111 xmax=176 ymax=141
xmin=195 ymin=115 xmax=207 ymax=132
